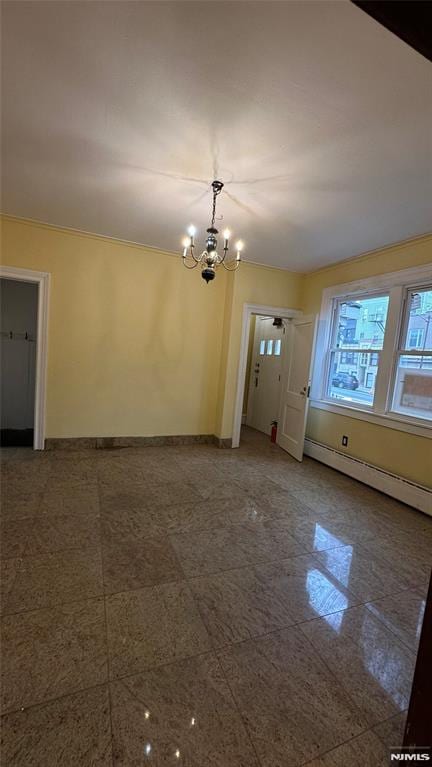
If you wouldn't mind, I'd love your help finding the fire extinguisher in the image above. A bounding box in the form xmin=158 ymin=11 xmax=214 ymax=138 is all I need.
xmin=271 ymin=420 xmax=278 ymax=443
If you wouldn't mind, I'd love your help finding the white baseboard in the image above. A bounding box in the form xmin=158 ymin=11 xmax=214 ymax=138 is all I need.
xmin=304 ymin=438 xmax=432 ymax=516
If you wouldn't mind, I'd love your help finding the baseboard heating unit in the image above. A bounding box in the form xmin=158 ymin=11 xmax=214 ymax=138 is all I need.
xmin=304 ymin=439 xmax=431 ymax=516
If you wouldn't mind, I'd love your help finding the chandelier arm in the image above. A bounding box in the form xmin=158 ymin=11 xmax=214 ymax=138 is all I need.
xmin=187 ymin=246 xmax=203 ymax=263
xmin=182 ymin=257 xmax=199 ymax=270
xmin=221 ymin=259 xmax=241 ymax=272
xmin=219 ymin=247 xmax=229 ymax=264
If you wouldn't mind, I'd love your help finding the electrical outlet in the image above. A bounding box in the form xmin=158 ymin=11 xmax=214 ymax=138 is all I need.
xmin=342 ymin=435 xmax=348 ymax=447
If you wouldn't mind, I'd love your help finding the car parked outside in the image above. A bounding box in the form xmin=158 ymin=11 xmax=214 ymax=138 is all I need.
xmin=332 ymin=372 xmax=359 ymax=390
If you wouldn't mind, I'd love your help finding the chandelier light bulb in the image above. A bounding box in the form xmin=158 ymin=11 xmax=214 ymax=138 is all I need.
xmin=187 ymin=225 xmax=196 ymax=237
xmin=182 ymin=237 xmax=191 ymax=248
xmin=223 ymin=229 xmax=231 ymax=241
xmin=235 ymin=240 xmax=244 ymax=252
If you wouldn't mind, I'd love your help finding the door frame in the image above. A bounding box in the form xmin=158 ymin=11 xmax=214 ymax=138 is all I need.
xmin=232 ymin=303 xmax=302 ymax=449
xmin=0 ymin=265 xmax=50 ymax=450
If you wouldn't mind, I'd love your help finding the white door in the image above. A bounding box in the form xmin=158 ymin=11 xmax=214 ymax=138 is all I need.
xmin=247 ymin=317 xmax=285 ymax=435
xmin=277 ymin=315 xmax=317 ymax=461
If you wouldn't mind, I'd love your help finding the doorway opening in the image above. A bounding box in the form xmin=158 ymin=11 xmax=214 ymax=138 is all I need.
xmin=0 ymin=267 xmax=49 ymax=450
xmin=1 ymin=279 xmax=38 ymax=446
xmin=232 ymin=303 xmax=317 ymax=461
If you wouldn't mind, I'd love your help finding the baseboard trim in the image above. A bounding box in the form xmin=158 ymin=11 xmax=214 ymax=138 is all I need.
xmin=304 ymin=438 xmax=432 ymax=516
xmin=45 ymin=434 xmax=215 ymax=450
xmin=213 ymin=436 xmax=233 ymax=449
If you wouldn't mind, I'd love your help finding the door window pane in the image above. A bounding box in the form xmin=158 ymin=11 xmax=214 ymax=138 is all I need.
xmin=266 ymin=339 xmax=273 ymax=355
xmin=274 ymin=339 xmax=281 ymax=356
xmin=259 ymin=340 xmax=266 ymax=355
xmin=334 ymin=295 xmax=389 ymax=350
xmin=406 ymin=289 xmax=432 ymax=351
xmin=327 ymin=351 xmax=375 ymax=407
xmin=392 ymin=355 xmax=432 ymax=420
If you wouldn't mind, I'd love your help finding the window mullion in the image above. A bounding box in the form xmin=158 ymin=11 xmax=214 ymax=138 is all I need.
xmin=374 ymin=286 xmax=403 ymax=414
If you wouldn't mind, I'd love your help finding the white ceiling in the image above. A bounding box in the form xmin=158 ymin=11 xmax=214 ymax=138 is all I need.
xmin=2 ymin=1 xmax=431 ymax=271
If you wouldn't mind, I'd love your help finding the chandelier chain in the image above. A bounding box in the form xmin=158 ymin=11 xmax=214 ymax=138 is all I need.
xmin=211 ymin=183 xmax=221 ymax=228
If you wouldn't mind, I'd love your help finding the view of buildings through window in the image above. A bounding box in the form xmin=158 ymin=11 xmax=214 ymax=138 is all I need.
xmin=328 ymin=294 xmax=390 ymax=406
xmin=393 ymin=288 xmax=432 ymax=419
xmin=328 ymin=289 xmax=432 ymax=416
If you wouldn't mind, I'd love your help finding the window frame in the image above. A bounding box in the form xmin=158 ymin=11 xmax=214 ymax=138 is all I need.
xmin=310 ymin=263 xmax=432 ymax=439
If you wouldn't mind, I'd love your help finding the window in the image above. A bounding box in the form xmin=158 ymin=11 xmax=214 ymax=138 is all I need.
xmin=408 ymin=328 xmax=425 ymax=349
xmin=341 ymin=352 xmax=355 ymax=364
xmin=266 ymin=339 xmax=273 ymax=355
xmin=391 ymin=288 xmax=432 ymax=421
xmin=313 ymin=270 xmax=432 ymax=432
xmin=274 ymin=339 xmax=282 ymax=356
xmin=259 ymin=339 xmax=266 ymax=355
xmin=326 ymin=294 xmax=389 ymax=408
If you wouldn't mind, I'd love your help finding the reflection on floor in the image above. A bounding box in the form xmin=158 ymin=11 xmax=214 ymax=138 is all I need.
xmin=1 ymin=426 xmax=431 ymax=766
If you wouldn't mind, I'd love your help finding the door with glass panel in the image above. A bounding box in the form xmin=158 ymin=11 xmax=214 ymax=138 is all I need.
xmin=246 ymin=316 xmax=285 ymax=435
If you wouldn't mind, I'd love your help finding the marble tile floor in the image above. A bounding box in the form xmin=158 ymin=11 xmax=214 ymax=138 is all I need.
xmin=1 ymin=426 xmax=431 ymax=766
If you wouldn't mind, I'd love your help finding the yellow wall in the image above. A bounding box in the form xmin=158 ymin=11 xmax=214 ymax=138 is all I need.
xmin=1 ymin=216 xmax=227 ymax=438
xmin=1 ymin=214 xmax=430 ymax=487
xmin=302 ymin=234 xmax=432 ymax=488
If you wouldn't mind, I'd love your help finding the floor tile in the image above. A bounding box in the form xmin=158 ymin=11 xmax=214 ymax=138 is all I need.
xmin=285 ymin=482 xmax=359 ymax=516
xmin=0 ymin=517 xmax=33 ymax=558
xmin=372 ymin=711 xmax=407 ymax=749
xmin=189 ymin=554 xmax=357 ymax=647
xmin=40 ymin=485 xmax=100 ymax=516
xmin=156 ymin=495 xmax=264 ymax=534
xmin=301 ymin=605 xmax=416 ymax=726
xmin=25 ymin=513 xmax=100 ymax=556
xmin=360 ymin=535 xmax=432 ymax=591
xmin=102 ymin=481 xmax=202 ymax=510
xmin=304 ymin=729 xmax=388 ymax=766
xmin=191 ymin=477 xmax=247 ymax=502
xmin=3 ymin=429 xmax=431 ymax=764
xmin=1 ymin=558 xmax=19 ymax=615
xmin=0 ymin=492 xmax=42 ymax=520
xmin=99 ymin=487 xmax=151 ymax=513
xmin=366 ymin=589 xmax=426 ymax=652
xmin=0 ymin=685 xmax=112 ymax=766
xmin=4 ymin=548 xmax=104 ymax=613
xmin=170 ymin=520 xmax=307 ymax=576
xmin=250 ymin=489 xmax=320 ymax=526
xmin=218 ymin=626 xmax=368 ymax=767
xmin=100 ymin=504 xmax=163 ymax=537
xmin=106 ymin=581 xmax=211 ymax=678
xmin=102 ymin=534 xmax=184 ymax=593
xmin=288 ymin=516 xmax=359 ymax=552
xmin=141 ymin=480 xmax=203 ymax=508
xmin=1 ymin=598 xmax=108 ymax=712
xmin=315 ymin=543 xmax=413 ymax=602
xmin=110 ymin=654 xmax=259 ymax=766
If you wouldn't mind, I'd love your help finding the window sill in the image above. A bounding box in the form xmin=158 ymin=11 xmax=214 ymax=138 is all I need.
xmin=309 ymin=399 xmax=432 ymax=439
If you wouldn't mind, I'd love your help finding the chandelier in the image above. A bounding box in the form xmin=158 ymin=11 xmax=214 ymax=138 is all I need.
xmin=181 ymin=180 xmax=243 ymax=283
